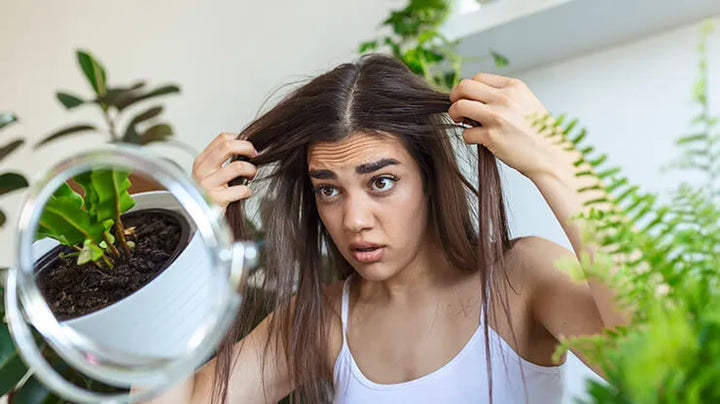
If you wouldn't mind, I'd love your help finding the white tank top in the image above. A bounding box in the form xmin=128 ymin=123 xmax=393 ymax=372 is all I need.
xmin=332 ymin=274 xmax=566 ymax=403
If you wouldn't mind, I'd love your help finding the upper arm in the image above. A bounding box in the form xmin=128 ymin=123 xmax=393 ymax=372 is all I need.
xmin=147 ymin=281 xmax=344 ymax=404
xmin=190 ymin=298 xmax=297 ymax=404
xmin=192 ymin=280 xmax=345 ymax=404
xmin=517 ymin=236 xmax=607 ymax=374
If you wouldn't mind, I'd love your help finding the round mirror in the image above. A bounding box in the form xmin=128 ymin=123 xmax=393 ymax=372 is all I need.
xmin=6 ymin=143 xmax=258 ymax=402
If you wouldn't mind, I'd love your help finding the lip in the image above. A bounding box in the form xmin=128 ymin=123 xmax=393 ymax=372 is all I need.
xmin=348 ymin=242 xmax=386 ymax=264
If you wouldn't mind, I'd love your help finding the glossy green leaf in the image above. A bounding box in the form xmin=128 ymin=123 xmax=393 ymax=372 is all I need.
xmin=77 ymin=239 xmax=105 ymax=265
xmin=0 ymin=172 xmax=29 ymax=196
xmin=93 ymin=82 xmax=146 ymax=108
xmin=90 ymin=169 xmax=135 ymax=223
xmin=129 ymin=106 xmax=163 ymax=126
xmin=140 ymin=123 xmax=173 ymax=145
xmin=37 ymin=182 xmax=105 ymax=246
xmin=77 ymin=50 xmax=107 ymax=96
xmin=0 ymin=138 xmax=24 ymax=162
xmin=73 ymin=171 xmax=99 ymax=218
xmin=115 ymin=85 xmax=180 ymax=111
xmin=56 ymin=91 xmax=85 ymax=109
xmin=34 ymin=124 xmax=97 ymax=148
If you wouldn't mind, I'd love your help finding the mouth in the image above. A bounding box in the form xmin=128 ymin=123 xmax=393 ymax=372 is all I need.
xmin=349 ymin=242 xmax=386 ymax=263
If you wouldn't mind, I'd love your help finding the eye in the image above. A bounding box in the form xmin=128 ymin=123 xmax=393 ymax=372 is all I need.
xmin=314 ymin=185 xmax=339 ymax=200
xmin=370 ymin=176 xmax=397 ymax=192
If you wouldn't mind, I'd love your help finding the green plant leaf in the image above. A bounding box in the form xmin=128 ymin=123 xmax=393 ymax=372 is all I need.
xmin=77 ymin=239 xmax=104 ymax=265
xmin=56 ymin=91 xmax=85 ymax=109
xmin=73 ymin=171 xmax=99 ymax=219
xmin=37 ymin=182 xmax=106 ymax=246
xmin=129 ymin=106 xmax=163 ymax=126
xmin=0 ymin=322 xmax=28 ymax=397
xmin=359 ymin=40 xmax=378 ymax=53
xmin=11 ymin=374 xmax=62 ymax=404
xmin=140 ymin=123 xmax=173 ymax=145
xmin=90 ymin=169 xmax=135 ymax=223
xmin=34 ymin=124 xmax=97 ymax=148
xmin=93 ymin=81 xmax=146 ymax=108
xmin=490 ymin=50 xmax=509 ymax=67
xmin=122 ymin=126 xmax=141 ymax=144
xmin=0 ymin=139 xmax=24 ymax=162
xmin=0 ymin=172 xmax=29 ymax=196
xmin=77 ymin=50 xmax=107 ymax=96
xmin=115 ymin=85 xmax=180 ymax=111
xmin=121 ymin=106 xmax=165 ymax=145
xmin=0 ymin=112 xmax=18 ymax=130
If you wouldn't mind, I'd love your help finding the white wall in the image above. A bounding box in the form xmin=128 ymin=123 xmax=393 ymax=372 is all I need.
xmin=1 ymin=1 xmax=718 ymax=403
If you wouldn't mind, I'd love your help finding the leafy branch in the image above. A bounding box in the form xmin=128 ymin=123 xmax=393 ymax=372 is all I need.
xmin=359 ymin=0 xmax=508 ymax=92
xmin=34 ymin=50 xmax=195 ymax=157
xmin=525 ymin=20 xmax=720 ymax=402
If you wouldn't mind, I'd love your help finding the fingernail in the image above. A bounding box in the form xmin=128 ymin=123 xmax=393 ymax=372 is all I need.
xmin=254 ymin=150 xmax=259 ymax=157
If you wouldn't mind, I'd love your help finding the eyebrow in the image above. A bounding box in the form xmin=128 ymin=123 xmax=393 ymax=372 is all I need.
xmin=308 ymin=158 xmax=400 ymax=179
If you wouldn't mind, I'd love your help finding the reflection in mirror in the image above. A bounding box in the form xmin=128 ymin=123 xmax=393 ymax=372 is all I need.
xmin=28 ymin=167 xmax=217 ymax=383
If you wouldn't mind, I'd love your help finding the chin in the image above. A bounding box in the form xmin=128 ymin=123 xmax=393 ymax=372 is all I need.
xmin=351 ymin=263 xmax=400 ymax=282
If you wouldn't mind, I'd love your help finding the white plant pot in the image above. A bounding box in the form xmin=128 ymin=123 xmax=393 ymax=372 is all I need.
xmin=32 ymin=191 xmax=215 ymax=360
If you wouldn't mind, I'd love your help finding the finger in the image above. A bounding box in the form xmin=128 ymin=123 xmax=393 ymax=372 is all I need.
xmin=202 ymin=160 xmax=257 ymax=189
xmin=471 ymin=72 xmax=517 ymax=89
xmin=193 ymin=132 xmax=236 ymax=172
xmin=449 ymin=79 xmax=504 ymax=104
xmin=209 ymin=185 xmax=253 ymax=206
xmin=448 ymin=99 xmax=497 ymax=127
xmin=461 ymin=127 xmax=492 ymax=146
xmin=193 ymin=136 xmax=257 ymax=179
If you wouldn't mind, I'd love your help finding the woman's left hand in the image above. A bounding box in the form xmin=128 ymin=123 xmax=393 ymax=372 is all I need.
xmin=448 ymin=73 xmax=574 ymax=181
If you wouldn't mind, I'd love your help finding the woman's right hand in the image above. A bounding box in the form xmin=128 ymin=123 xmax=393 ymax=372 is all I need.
xmin=191 ymin=132 xmax=258 ymax=212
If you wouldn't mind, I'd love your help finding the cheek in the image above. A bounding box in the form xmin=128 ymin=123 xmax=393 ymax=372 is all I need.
xmin=381 ymin=180 xmax=429 ymax=244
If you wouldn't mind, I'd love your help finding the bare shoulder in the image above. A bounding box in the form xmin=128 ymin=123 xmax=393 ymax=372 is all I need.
xmin=499 ymin=236 xmax=575 ymax=308
xmin=505 ymin=236 xmax=573 ymax=270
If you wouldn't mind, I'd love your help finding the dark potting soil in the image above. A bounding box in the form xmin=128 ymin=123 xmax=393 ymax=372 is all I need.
xmin=35 ymin=209 xmax=187 ymax=321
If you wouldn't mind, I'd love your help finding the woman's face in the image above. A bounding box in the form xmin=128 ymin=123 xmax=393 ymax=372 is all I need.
xmin=307 ymin=132 xmax=431 ymax=281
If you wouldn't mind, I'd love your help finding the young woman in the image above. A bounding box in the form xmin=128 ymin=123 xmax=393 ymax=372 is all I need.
xmin=147 ymin=54 xmax=626 ymax=403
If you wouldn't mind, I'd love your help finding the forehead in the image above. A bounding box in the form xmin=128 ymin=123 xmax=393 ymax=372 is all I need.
xmin=307 ymin=133 xmax=410 ymax=169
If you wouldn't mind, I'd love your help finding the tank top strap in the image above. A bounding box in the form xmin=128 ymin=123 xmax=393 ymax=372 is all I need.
xmin=341 ymin=273 xmax=354 ymax=342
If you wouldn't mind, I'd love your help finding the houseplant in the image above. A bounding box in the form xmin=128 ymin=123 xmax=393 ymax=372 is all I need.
xmin=541 ymin=20 xmax=720 ymax=403
xmin=359 ymin=0 xmax=509 ymax=92
xmin=34 ymin=50 xmax=197 ymax=194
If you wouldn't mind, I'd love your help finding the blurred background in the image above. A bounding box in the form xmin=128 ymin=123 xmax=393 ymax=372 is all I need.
xmin=2 ymin=0 xmax=719 ymax=402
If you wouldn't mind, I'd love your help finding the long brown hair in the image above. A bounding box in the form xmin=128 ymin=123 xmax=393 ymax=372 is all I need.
xmin=213 ymin=53 xmax=518 ymax=403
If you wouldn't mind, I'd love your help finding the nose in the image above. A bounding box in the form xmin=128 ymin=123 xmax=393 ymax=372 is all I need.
xmin=342 ymin=192 xmax=375 ymax=233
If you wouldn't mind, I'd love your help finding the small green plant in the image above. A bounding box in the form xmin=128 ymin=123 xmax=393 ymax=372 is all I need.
xmin=37 ymin=169 xmax=137 ymax=270
xmin=34 ymin=50 xmax=195 ymax=157
xmin=359 ymin=0 xmax=508 ymax=92
xmin=536 ymin=20 xmax=720 ymax=404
